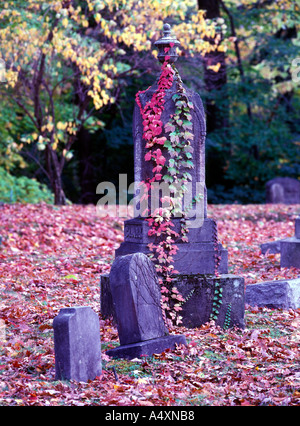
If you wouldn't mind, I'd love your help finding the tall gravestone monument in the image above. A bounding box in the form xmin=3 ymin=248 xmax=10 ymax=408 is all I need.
xmin=101 ymin=24 xmax=244 ymax=330
xmin=116 ymin=23 xmax=228 ymax=275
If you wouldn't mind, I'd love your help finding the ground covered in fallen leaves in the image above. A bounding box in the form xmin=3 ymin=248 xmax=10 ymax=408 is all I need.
xmin=0 ymin=203 xmax=299 ymax=406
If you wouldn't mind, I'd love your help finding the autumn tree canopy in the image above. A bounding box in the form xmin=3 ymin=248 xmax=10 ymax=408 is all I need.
xmin=0 ymin=0 xmax=225 ymax=204
xmin=0 ymin=0 xmax=299 ymax=204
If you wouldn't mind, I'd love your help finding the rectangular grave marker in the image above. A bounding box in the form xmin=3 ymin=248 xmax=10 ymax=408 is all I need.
xmin=53 ymin=306 xmax=102 ymax=382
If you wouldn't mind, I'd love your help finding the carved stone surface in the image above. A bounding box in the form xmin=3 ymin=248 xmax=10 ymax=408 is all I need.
xmin=108 ymin=252 xmax=167 ymax=345
xmin=133 ymin=78 xmax=207 ymax=217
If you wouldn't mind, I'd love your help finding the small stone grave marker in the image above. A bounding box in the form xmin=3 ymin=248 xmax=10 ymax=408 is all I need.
xmin=106 ymin=252 xmax=186 ymax=359
xmin=266 ymin=177 xmax=300 ymax=204
xmin=53 ymin=306 xmax=102 ymax=382
xmin=261 ymin=215 xmax=300 ymax=268
xmin=281 ymin=216 xmax=300 ymax=268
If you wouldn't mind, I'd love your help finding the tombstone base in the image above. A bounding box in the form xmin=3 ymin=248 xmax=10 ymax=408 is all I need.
xmin=280 ymin=237 xmax=300 ymax=268
xmin=100 ymin=273 xmax=245 ymax=330
xmin=106 ymin=334 xmax=187 ymax=360
xmin=173 ymin=274 xmax=245 ymax=329
xmin=116 ymin=218 xmax=228 ymax=275
xmin=260 ymin=240 xmax=281 ymax=255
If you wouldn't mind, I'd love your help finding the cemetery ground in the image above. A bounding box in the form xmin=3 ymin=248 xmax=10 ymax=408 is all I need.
xmin=0 ymin=203 xmax=300 ymax=406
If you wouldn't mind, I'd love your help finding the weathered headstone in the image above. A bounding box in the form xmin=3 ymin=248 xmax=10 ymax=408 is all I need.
xmin=53 ymin=306 xmax=102 ymax=382
xmin=266 ymin=177 xmax=300 ymax=204
xmin=106 ymin=253 xmax=186 ymax=359
xmin=245 ymin=278 xmax=300 ymax=309
xmin=260 ymin=215 xmax=300 ymax=268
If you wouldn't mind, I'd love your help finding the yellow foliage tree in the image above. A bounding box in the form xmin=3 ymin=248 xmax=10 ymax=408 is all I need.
xmin=0 ymin=0 xmax=225 ymax=204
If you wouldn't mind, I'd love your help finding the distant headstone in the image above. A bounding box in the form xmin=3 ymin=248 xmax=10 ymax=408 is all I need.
xmin=245 ymin=278 xmax=300 ymax=309
xmin=266 ymin=177 xmax=300 ymax=204
xmin=260 ymin=216 xmax=300 ymax=268
xmin=281 ymin=237 xmax=300 ymax=268
xmin=106 ymin=253 xmax=186 ymax=359
xmin=280 ymin=216 xmax=300 ymax=268
xmin=53 ymin=306 xmax=102 ymax=382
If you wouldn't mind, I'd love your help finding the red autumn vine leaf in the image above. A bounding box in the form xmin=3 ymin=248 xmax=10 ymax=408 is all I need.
xmin=144 ymin=151 xmax=152 ymax=162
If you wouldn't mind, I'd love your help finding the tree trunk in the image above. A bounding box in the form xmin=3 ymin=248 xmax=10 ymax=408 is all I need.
xmin=53 ymin=173 xmax=66 ymax=205
xmin=77 ymin=127 xmax=97 ymax=204
xmin=197 ymin=0 xmax=228 ymax=132
xmin=45 ymin=145 xmax=66 ymax=205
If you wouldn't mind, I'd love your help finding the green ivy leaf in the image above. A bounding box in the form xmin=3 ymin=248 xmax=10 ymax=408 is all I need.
xmin=168 ymin=167 xmax=177 ymax=176
xmin=184 ymin=131 xmax=194 ymax=140
xmin=183 ymin=121 xmax=193 ymax=130
xmin=165 ymin=123 xmax=176 ymax=133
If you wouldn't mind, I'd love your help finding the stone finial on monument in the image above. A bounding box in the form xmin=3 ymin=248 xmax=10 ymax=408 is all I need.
xmin=53 ymin=306 xmax=102 ymax=382
xmin=106 ymin=253 xmax=186 ymax=359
